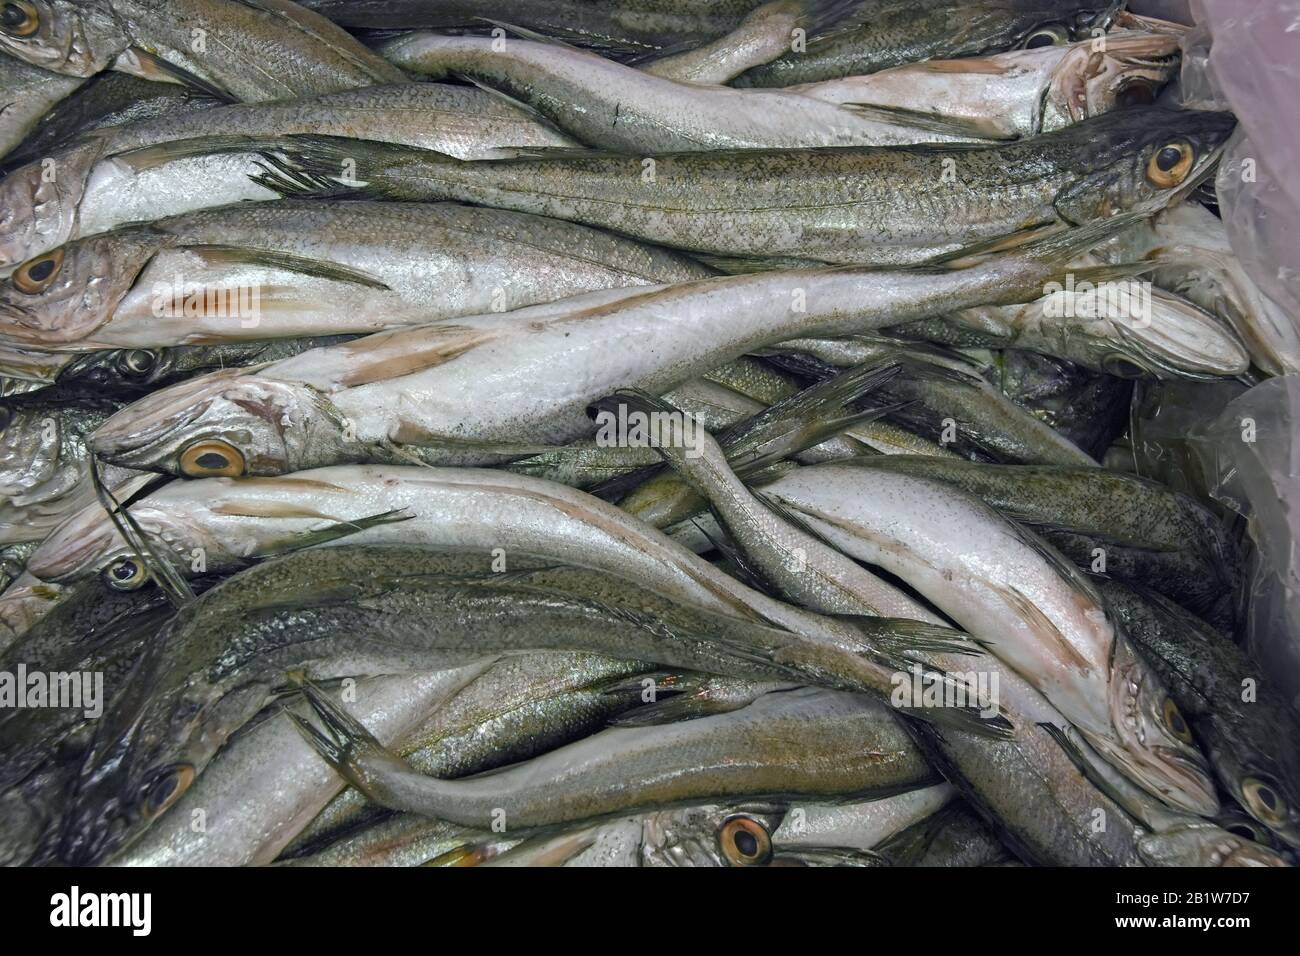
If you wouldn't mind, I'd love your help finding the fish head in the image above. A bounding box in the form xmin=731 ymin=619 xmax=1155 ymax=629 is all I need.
xmin=1052 ymin=108 xmax=1236 ymax=224
xmin=88 ymin=370 xmax=354 ymax=477
xmin=0 ymin=140 xmax=105 ymax=271
xmin=59 ymin=650 xmax=269 ymax=864
xmin=1003 ymin=1 xmax=1120 ymax=49
xmin=1031 ymin=285 xmax=1251 ymax=379
xmin=1087 ymin=634 xmax=1220 ymax=816
xmin=1042 ymin=33 xmax=1181 ymax=130
xmin=639 ymin=803 xmax=789 ymax=867
xmin=0 ymin=1 xmax=129 ymax=76
xmin=25 ymin=474 xmax=246 ymax=589
xmin=1137 ymin=821 xmax=1291 ymax=867
xmin=1203 ymin=725 xmax=1300 ymax=851
xmin=0 ymin=228 xmax=166 ymax=347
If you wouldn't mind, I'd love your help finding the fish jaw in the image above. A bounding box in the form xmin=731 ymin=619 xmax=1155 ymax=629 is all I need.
xmin=89 ymin=370 xmax=354 ymax=477
xmin=0 ymin=0 xmax=128 ymax=77
xmin=1088 ymin=635 xmax=1219 ymax=816
xmin=0 ymin=141 xmax=102 ymax=271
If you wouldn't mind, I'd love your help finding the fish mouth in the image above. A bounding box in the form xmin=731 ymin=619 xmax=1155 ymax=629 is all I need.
xmin=1102 ymin=299 xmax=1250 ymax=379
xmin=1082 ymin=729 xmax=1221 ymax=816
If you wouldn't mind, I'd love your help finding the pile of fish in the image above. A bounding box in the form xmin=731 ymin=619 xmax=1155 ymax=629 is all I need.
xmin=1 ymin=0 xmax=1296 ymax=868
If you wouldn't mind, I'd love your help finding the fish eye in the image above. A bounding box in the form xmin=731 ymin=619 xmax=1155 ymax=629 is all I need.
xmin=1146 ymin=141 xmax=1194 ymax=188
xmin=1024 ymin=25 xmax=1068 ymax=49
xmin=102 ymin=557 xmax=149 ymax=591
xmin=1116 ymin=83 xmax=1157 ymax=109
xmin=11 ymin=248 xmax=64 ymax=295
xmin=116 ymin=349 xmax=157 ymax=377
xmin=1161 ymin=697 xmax=1194 ymax=744
xmin=0 ymin=1 xmax=38 ymax=37
xmin=718 ymin=815 xmax=772 ymax=866
xmin=179 ymin=438 xmax=246 ymax=478
xmin=141 ymin=764 xmax=195 ymax=820
xmin=1242 ymin=777 xmax=1287 ymax=826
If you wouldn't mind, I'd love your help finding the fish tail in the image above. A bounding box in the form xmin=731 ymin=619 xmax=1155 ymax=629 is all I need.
xmin=250 ymin=135 xmax=460 ymax=201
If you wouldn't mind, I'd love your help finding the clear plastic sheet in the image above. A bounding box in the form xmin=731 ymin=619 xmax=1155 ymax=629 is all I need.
xmin=1127 ymin=0 xmax=1300 ymax=702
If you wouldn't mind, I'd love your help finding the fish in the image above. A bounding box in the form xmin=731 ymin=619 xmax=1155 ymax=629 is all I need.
xmin=25 ymin=463 xmax=982 ymax=733
xmin=0 ymin=0 xmax=404 ymax=99
xmin=381 ymin=32 xmax=1002 ymax=153
xmin=890 ymin=273 xmax=1251 ymax=379
xmin=0 ymin=83 xmax=580 ymax=271
xmin=1094 ymin=200 xmax=1300 ymax=375
xmin=0 ymin=573 xmax=224 ymax=864
xmin=0 ymin=385 xmax=133 ymax=544
xmin=733 ymin=0 xmax=1119 ymax=87
xmin=769 ymin=782 xmax=958 ymax=852
xmin=302 ymin=0 xmax=819 ymax=56
xmin=0 ymin=51 xmax=84 ymax=158
xmin=749 ymin=460 xmax=1219 ymax=814
xmin=789 ymin=32 xmax=1180 ymax=139
xmin=109 ymin=665 xmax=495 ymax=866
xmin=2 ymin=72 xmax=219 ymax=168
xmin=611 ymin=389 xmax=947 ymax=624
xmin=762 ymin=343 xmax=1100 ymax=465
xmin=279 ymin=814 xmax=508 ymax=867
xmin=831 ymin=455 xmax=1243 ymax=629
xmin=874 ymin=799 xmax=1012 ymax=866
xmin=254 ymin=108 xmax=1234 ymax=267
xmin=58 ymin=545 xmax=969 ymax=863
xmin=1101 ymin=581 xmax=1300 ymax=850
xmin=85 ymin=220 xmax=1142 ymax=476
xmin=0 ymin=200 xmax=709 ymax=350
xmin=283 ymin=652 xmax=658 ymax=857
xmin=640 ymin=0 xmax=821 ymax=85
xmin=290 ymin=680 xmax=936 ymax=831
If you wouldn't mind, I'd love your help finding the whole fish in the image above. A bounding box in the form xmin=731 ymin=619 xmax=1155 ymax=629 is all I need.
xmin=789 ymin=32 xmax=1179 ymax=139
xmin=834 ymin=456 xmax=1242 ymax=629
xmin=291 ymin=681 xmax=935 ymax=831
xmin=59 ymin=545 xmax=958 ymax=863
xmin=733 ymin=0 xmax=1118 ymax=87
xmin=85 ymin=222 xmax=1139 ymax=476
xmin=285 ymin=653 xmax=657 ymax=856
xmin=1101 ymin=581 xmax=1300 ymax=849
xmin=382 ymin=33 xmax=1000 ymax=153
xmin=0 ymin=84 xmax=579 ymax=271
xmin=109 ymin=665 xmax=495 ymax=866
xmin=0 ymin=0 xmax=404 ymax=99
xmin=0 ymin=200 xmax=709 ymax=350
xmin=0 ymin=52 xmax=84 ymax=158
xmin=260 ymin=108 xmax=1233 ymax=267
xmin=752 ymin=460 xmax=1218 ymax=814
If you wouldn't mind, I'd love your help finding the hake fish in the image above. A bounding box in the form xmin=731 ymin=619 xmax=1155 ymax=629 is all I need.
xmin=262 ymin=108 xmax=1234 ymax=267
xmin=0 ymin=0 xmax=404 ymax=99
xmin=85 ymin=221 xmax=1140 ymax=475
xmin=0 ymin=200 xmax=709 ymax=350
xmin=0 ymin=83 xmax=579 ymax=270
